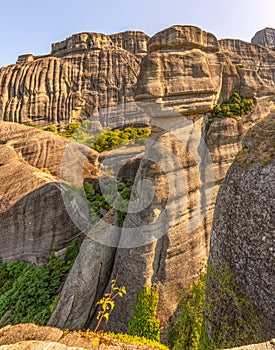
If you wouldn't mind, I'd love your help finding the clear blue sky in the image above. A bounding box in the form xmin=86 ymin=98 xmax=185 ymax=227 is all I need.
xmin=0 ymin=0 xmax=274 ymax=67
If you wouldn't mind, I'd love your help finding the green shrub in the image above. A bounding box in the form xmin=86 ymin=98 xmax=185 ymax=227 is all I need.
xmin=168 ymin=265 xmax=264 ymax=350
xmin=204 ymin=264 xmax=263 ymax=348
xmin=168 ymin=272 xmax=213 ymax=350
xmin=127 ymin=286 xmax=160 ymax=342
xmin=90 ymin=127 xmax=151 ymax=152
xmin=43 ymin=125 xmax=57 ymax=133
xmin=76 ymin=180 xmax=132 ymax=226
xmin=206 ymin=93 xmax=254 ymax=132
xmin=0 ymin=238 xmax=80 ymax=326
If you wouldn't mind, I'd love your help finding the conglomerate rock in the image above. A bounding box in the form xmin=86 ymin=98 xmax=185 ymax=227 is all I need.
xmin=48 ymin=25 xmax=275 ymax=337
xmin=206 ymin=114 xmax=275 ymax=344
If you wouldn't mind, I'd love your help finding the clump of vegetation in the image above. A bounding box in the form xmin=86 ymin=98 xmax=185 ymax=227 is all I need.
xmin=94 ymin=274 xmax=126 ymax=332
xmin=206 ymin=92 xmax=254 ymax=132
xmin=107 ymin=332 xmax=169 ymax=350
xmin=127 ymin=286 xmax=160 ymax=342
xmin=168 ymin=265 xmax=264 ymax=350
xmin=0 ymin=238 xmax=80 ymax=326
xmin=65 ymin=180 xmax=132 ymax=227
xmin=24 ymin=121 xmax=151 ymax=153
xmin=205 ymin=264 xmax=263 ymax=348
xmin=168 ymin=272 xmax=213 ymax=350
xmin=89 ymin=127 xmax=151 ymax=152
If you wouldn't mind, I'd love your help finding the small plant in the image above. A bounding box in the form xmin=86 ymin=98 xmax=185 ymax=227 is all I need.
xmin=94 ymin=274 xmax=126 ymax=332
xmin=127 ymin=286 xmax=160 ymax=342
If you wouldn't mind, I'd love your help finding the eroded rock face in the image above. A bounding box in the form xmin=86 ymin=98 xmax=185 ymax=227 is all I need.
xmin=0 ymin=122 xmax=98 ymax=265
xmin=206 ymin=114 xmax=275 ymax=344
xmin=103 ymin=26 xmax=275 ymax=335
xmin=49 ymin=25 xmax=275 ymax=337
xmin=251 ymin=27 xmax=275 ymax=49
xmin=0 ymin=31 xmax=150 ymax=128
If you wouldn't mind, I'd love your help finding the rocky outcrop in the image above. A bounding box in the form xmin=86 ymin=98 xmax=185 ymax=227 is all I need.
xmin=0 ymin=324 xmax=165 ymax=350
xmin=251 ymin=27 xmax=275 ymax=49
xmin=226 ymin=341 xmax=275 ymax=350
xmin=49 ymin=25 xmax=275 ymax=337
xmin=206 ymin=114 xmax=275 ymax=345
xmin=110 ymin=31 xmax=149 ymax=57
xmin=0 ymin=31 xmax=150 ymax=128
xmin=0 ymin=122 xmax=98 ymax=265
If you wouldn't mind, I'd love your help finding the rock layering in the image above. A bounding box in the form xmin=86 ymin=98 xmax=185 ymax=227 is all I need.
xmin=0 ymin=31 xmax=150 ymax=128
xmin=0 ymin=122 xmax=98 ymax=265
xmin=206 ymin=114 xmax=275 ymax=343
xmin=251 ymin=27 xmax=275 ymax=49
xmin=48 ymin=25 xmax=275 ymax=337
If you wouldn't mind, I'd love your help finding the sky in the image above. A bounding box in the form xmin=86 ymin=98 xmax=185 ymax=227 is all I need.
xmin=0 ymin=0 xmax=274 ymax=67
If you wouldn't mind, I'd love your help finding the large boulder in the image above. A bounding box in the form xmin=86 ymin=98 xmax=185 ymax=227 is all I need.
xmin=206 ymin=113 xmax=275 ymax=345
xmin=0 ymin=122 xmax=98 ymax=265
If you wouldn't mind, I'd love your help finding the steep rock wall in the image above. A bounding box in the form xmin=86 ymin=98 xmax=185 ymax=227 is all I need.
xmin=49 ymin=25 xmax=275 ymax=336
xmin=0 ymin=32 xmax=149 ymax=128
xmin=251 ymin=27 xmax=275 ymax=49
xmin=206 ymin=114 xmax=275 ymax=344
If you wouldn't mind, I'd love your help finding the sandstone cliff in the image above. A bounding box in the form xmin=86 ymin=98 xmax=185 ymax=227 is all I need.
xmin=251 ymin=27 xmax=275 ymax=49
xmin=48 ymin=25 xmax=275 ymax=338
xmin=0 ymin=122 xmax=98 ymax=265
xmin=206 ymin=113 xmax=275 ymax=345
xmin=0 ymin=31 xmax=150 ymax=128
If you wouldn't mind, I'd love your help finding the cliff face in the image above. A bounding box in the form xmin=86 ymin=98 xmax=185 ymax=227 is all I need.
xmin=0 ymin=31 xmax=150 ymax=128
xmin=48 ymin=25 xmax=275 ymax=336
xmin=206 ymin=114 xmax=275 ymax=344
xmin=0 ymin=122 xmax=98 ymax=265
xmin=251 ymin=27 xmax=275 ymax=49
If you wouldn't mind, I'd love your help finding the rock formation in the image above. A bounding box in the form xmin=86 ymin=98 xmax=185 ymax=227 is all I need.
xmin=206 ymin=113 xmax=275 ymax=345
xmin=0 ymin=122 xmax=98 ymax=265
xmin=0 ymin=31 xmax=150 ymax=128
xmin=251 ymin=27 xmax=275 ymax=49
xmin=0 ymin=324 xmax=165 ymax=350
xmin=48 ymin=25 xmax=275 ymax=338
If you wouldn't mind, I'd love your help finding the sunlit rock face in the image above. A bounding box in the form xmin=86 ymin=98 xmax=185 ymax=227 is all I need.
xmin=48 ymin=25 xmax=275 ymax=338
xmin=0 ymin=31 xmax=150 ymax=128
xmin=251 ymin=27 xmax=275 ymax=49
xmin=0 ymin=122 xmax=98 ymax=265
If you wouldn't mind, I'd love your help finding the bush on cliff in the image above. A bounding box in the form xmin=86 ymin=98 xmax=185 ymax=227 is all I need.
xmin=127 ymin=286 xmax=160 ymax=342
xmin=206 ymin=92 xmax=254 ymax=132
xmin=0 ymin=238 xmax=80 ymax=326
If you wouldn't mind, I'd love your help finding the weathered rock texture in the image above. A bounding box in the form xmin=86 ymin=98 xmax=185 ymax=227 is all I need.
xmin=0 ymin=122 xmax=98 ymax=265
xmin=0 ymin=31 xmax=150 ymax=128
xmin=252 ymin=27 xmax=275 ymax=49
xmin=226 ymin=341 xmax=275 ymax=350
xmin=48 ymin=25 xmax=275 ymax=337
xmin=206 ymin=114 xmax=275 ymax=344
xmin=0 ymin=324 xmax=165 ymax=350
